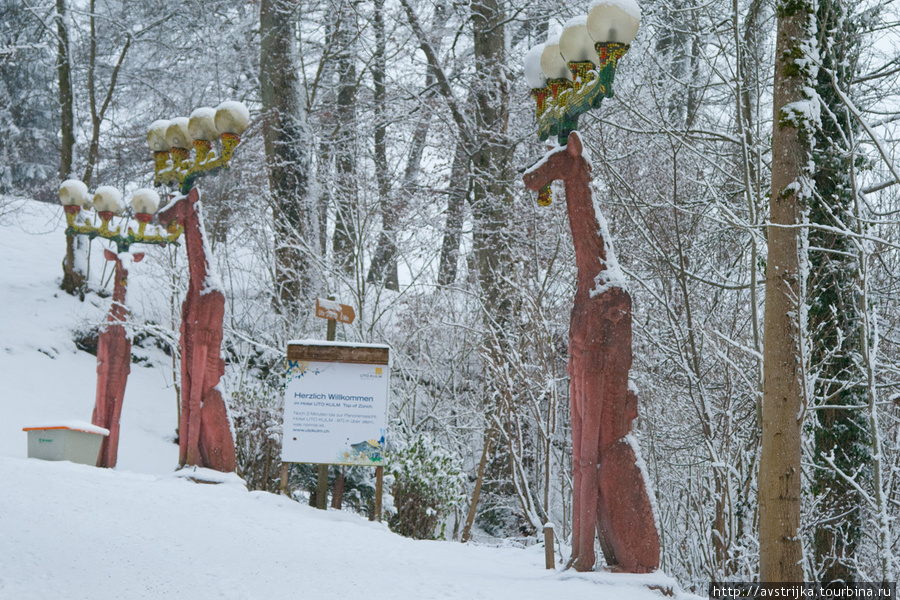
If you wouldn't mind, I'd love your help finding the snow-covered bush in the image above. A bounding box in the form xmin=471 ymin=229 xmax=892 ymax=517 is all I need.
xmin=230 ymin=385 xmax=283 ymax=493
xmin=387 ymin=434 xmax=466 ymax=540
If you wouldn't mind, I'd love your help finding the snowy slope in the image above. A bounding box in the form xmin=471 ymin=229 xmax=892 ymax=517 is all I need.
xmin=0 ymin=199 xmax=695 ymax=600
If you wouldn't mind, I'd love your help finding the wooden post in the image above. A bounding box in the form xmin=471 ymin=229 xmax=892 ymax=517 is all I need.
xmin=331 ymin=466 xmax=345 ymax=509
xmin=374 ymin=465 xmax=384 ymax=522
xmin=544 ymin=522 xmax=555 ymax=570
xmin=279 ymin=461 xmax=289 ymax=495
xmin=316 ymin=463 xmax=329 ymax=510
xmin=314 ymin=300 xmax=338 ymax=511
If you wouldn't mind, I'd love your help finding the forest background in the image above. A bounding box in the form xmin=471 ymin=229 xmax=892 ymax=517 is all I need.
xmin=2 ymin=0 xmax=899 ymax=590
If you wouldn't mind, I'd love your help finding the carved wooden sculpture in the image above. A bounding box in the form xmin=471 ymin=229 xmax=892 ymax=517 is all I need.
xmin=523 ymin=131 xmax=659 ymax=573
xmin=92 ymin=249 xmax=143 ymax=468
xmin=159 ymin=188 xmax=236 ymax=472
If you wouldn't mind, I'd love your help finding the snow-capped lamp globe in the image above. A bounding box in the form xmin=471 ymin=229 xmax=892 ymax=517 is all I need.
xmin=188 ymin=107 xmax=218 ymax=164
xmin=129 ymin=188 xmax=161 ymax=236
xmin=587 ymin=0 xmax=640 ymax=99
xmin=541 ymin=34 xmax=573 ymax=102
xmin=59 ymin=179 xmax=91 ymax=215
xmin=525 ymin=44 xmax=554 ymax=208
xmin=525 ymin=43 xmax=549 ymax=112
xmin=587 ymin=0 xmax=641 ymax=46
xmin=147 ymin=119 xmax=172 ymax=181
xmin=93 ymin=186 xmax=124 ymax=217
xmin=559 ymin=16 xmax=596 ymax=92
xmin=214 ymin=101 xmax=250 ymax=137
xmin=165 ymin=117 xmax=193 ymax=175
xmin=214 ymin=101 xmax=250 ymax=166
xmin=165 ymin=117 xmax=192 ymax=150
xmin=91 ymin=185 xmax=124 ymax=234
xmin=130 ymin=188 xmax=160 ymax=219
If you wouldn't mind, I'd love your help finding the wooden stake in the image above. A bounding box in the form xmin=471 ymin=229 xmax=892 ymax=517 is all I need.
xmin=374 ymin=465 xmax=384 ymax=522
xmin=544 ymin=523 xmax=555 ymax=570
xmin=279 ymin=461 xmax=289 ymax=495
xmin=331 ymin=466 xmax=345 ymax=509
xmin=314 ymin=300 xmax=337 ymax=511
xmin=316 ymin=463 xmax=328 ymax=510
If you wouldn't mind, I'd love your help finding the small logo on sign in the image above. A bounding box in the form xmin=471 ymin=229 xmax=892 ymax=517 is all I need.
xmin=287 ymin=360 xmax=310 ymax=379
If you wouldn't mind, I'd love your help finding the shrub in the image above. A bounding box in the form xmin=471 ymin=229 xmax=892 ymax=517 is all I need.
xmin=387 ymin=434 xmax=466 ymax=540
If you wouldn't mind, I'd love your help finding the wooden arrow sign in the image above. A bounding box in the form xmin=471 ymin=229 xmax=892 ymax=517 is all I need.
xmin=315 ymin=297 xmax=356 ymax=324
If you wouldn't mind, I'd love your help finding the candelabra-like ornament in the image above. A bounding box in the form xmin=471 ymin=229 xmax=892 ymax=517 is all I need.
xmin=527 ymin=1 xmax=639 ymax=145
xmin=59 ymin=181 xmax=182 ymax=253
xmin=147 ymin=101 xmax=249 ymax=194
xmin=146 ymin=101 xmax=249 ymax=474
xmin=525 ymin=0 xmax=640 ymax=205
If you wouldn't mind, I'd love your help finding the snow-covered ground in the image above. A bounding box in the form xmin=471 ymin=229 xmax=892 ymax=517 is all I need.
xmin=0 ymin=198 xmax=695 ymax=599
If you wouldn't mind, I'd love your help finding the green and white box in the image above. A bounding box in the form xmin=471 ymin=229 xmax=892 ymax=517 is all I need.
xmin=23 ymin=421 xmax=109 ymax=466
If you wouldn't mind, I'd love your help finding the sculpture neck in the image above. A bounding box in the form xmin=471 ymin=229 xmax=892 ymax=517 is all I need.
xmin=182 ymin=203 xmax=210 ymax=287
xmin=109 ymin=259 xmax=129 ymax=324
xmin=563 ymin=162 xmax=607 ymax=298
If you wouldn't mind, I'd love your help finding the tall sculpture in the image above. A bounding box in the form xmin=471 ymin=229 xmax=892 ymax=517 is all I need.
xmin=149 ymin=102 xmax=248 ymax=472
xmin=524 ymin=132 xmax=659 ymax=573
xmin=158 ymin=188 xmax=236 ymax=472
xmin=522 ymin=0 xmax=657 ymax=573
xmin=60 ymin=181 xmax=181 ymax=468
xmin=92 ymin=249 xmax=144 ymax=468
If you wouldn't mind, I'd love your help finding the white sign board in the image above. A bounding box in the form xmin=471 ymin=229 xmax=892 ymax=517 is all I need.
xmin=282 ymin=343 xmax=389 ymax=466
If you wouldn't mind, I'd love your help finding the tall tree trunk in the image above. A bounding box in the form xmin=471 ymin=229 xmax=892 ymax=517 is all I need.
xmin=438 ymin=138 xmax=469 ymax=286
xmin=331 ymin=0 xmax=359 ymax=275
xmin=57 ymin=0 xmax=84 ymax=296
xmin=759 ymin=0 xmax=817 ymax=582
xmin=260 ymin=0 xmax=314 ymax=312
xmin=56 ymin=0 xmax=74 ymax=183
xmin=365 ymin=0 xmax=399 ymax=290
xmin=470 ymin=0 xmax=512 ymax=319
xmin=81 ymin=0 xmax=131 ymax=188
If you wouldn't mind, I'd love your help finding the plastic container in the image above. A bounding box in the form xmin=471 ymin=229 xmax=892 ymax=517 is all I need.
xmin=23 ymin=421 xmax=109 ymax=466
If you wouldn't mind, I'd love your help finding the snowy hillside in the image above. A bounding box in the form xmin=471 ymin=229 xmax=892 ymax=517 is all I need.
xmin=0 ymin=198 xmax=696 ymax=599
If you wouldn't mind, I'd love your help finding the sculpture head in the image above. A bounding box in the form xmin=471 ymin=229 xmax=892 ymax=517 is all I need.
xmin=103 ymin=249 xmax=145 ymax=264
xmin=523 ymin=131 xmax=588 ymax=192
xmin=157 ymin=187 xmax=200 ymax=228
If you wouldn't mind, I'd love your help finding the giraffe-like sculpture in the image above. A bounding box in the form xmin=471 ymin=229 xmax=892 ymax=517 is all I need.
xmin=92 ymin=249 xmax=143 ymax=468
xmin=523 ymin=131 xmax=659 ymax=573
xmin=158 ymin=188 xmax=235 ymax=472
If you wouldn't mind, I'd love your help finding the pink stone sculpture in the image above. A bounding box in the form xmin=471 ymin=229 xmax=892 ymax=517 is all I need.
xmin=523 ymin=131 xmax=660 ymax=573
xmin=159 ymin=188 xmax=236 ymax=472
xmin=92 ymin=249 xmax=143 ymax=468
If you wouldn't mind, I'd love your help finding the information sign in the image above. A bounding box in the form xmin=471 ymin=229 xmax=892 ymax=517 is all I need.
xmin=282 ymin=341 xmax=389 ymax=466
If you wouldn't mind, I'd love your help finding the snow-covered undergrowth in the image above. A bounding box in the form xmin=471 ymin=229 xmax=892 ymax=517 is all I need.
xmin=0 ymin=198 xmax=694 ymax=599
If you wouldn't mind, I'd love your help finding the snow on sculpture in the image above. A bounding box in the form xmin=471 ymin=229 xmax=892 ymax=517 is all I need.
xmin=158 ymin=188 xmax=236 ymax=472
xmin=523 ymin=131 xmax=659 ymax=573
